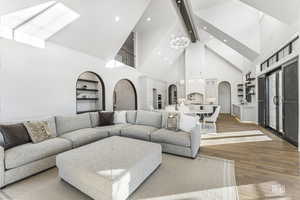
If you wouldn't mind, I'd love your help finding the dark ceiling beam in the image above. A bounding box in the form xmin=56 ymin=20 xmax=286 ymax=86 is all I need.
xmin=174 ymin=0 xmax=198 ymax=43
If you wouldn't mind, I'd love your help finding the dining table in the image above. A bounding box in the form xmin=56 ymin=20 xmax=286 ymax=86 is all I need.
xmin=184 ymin=109 xmax=213 ymax=120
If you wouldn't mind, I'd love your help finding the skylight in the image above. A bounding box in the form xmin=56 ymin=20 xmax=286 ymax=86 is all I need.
xmin=0 ymin=1 xmax=79 ymax=48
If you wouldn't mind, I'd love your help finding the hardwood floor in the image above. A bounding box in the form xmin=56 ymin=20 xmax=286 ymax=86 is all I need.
xmin=201 ymin=114 xmax=300 ymax=200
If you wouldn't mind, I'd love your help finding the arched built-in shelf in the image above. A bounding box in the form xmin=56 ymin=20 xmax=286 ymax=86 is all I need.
xmin=76 ymin=71 xmax=105 ymax=114
xmin=168 ymin=84 xmax=178 ymax=105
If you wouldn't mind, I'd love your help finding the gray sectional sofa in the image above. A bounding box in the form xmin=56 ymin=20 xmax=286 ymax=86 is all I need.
xmin=0 ymin=110 xmax=201 ymax=188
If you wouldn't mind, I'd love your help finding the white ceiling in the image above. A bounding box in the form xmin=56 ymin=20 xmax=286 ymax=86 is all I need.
xmin=205 ymin=38 xmax=252 ymax=72
xmin=190 ymin=0 xmax=261 ymax=61
xmin=0 ymin=0 xmax=151 ymax=60
xmin=240 ymin=0 xmax=300 ymax=25
xmin=134 ymin=0 xmax=187 ymax=80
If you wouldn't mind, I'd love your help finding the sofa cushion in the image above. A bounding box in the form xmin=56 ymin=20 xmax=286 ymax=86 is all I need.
xmin=136 ymin=111 xmax=162 ymax=128
xmin=89 ymin=112 xmax=99 ymax=128
xmin=60 ymin=128 xmax=109 ymax=148
xmin=114 ymin=111 xmax=127 ymax=124
xmin=5 ymin=138 xmax=72 ymax=169
xmin=99 ymin=112 xmax=114 ymax=126
xmin=151 ymin=129 xmax=191 ymax=147
xmin=56 ymin=113 xmax=92 ymax=136
xmin=126 ymin=111 xmax=136 ymax=124
xmin=0 ymin=123 xmax=31 ymax=150
xmin=121 ymin=125 xmax=158 ymax=141
xmin=95 ymin=124 xmax=131 ymax=136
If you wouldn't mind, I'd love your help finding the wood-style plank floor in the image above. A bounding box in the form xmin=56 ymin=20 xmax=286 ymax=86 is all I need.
xmin=201 ymin=114 xmax=300 ymax=200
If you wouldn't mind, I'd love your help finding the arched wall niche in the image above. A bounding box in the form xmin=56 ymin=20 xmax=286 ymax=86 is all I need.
xmin=76 ymin=71 xmax=105 ymax=114
xmin=168 ymin=84 xmax=178 ymax=105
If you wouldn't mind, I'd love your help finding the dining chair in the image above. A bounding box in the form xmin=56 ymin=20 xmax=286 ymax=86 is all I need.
xmin=203 ymin=106 xmax=221 ymax=123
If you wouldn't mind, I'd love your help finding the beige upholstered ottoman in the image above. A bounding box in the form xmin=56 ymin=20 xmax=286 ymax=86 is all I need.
xmin=56 ymin=136 xmax=162 ymax=200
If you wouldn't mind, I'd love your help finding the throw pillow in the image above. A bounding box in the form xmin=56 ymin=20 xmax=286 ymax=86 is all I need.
xmin=179 ymin=114 xmax=198 ymax=133
xmin=99 ymin=112 xmax=114 ymax=126
xmin=24 ymin=121 xmax=52 ymax=143
xmin=0 ymin=123 xmax=31 ymax=150
xmin=114 ymin=111 xmax=127 ymax=124
xmin=166 ymin=112 xmax=180 ymax=131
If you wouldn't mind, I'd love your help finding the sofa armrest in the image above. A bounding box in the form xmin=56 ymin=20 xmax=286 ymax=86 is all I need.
xmin=191 ymin=122 xmax=202 ymax=158
xmin=0 ymin=146 xmax=4 ymax=187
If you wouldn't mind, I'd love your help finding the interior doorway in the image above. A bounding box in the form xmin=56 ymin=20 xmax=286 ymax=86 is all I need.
xmin=113 ymin=79 xmax=137 ymax=111
xmin=218 ymin=81 xmax=231 ymax=114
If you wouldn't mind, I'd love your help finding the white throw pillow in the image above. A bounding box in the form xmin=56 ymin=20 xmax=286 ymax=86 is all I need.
xmin=179 ymin=114 xmax=198 ymax=133
xmin=114 ymin=111 xmax=127 ymax=124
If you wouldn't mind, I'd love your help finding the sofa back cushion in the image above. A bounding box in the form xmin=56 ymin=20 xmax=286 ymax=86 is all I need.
xmin=56 ymin=113 xmax=92 ymax=135
xmin=126 ymin=111 xmax=137 ymax=124
xmin=89 ymin=112 xmax=99 ymax=128
xmin=136 ymin=110 xmax=162 ymax=128
xmin=0 ymin=123 xmax=31 ymax=150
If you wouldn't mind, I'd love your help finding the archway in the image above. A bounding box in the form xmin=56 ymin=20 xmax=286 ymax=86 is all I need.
xmin=113 ymin=79 xmax=137 ymax=111
xmin=218 ymin=81 xmax=231 ymax=114
xmin=168 ymin=84 xmax=178 ymax=105
xmin=76 ymin=71 xmax=105 ymax=114
xmin=187 ymin=92 xmax=204 ymax=104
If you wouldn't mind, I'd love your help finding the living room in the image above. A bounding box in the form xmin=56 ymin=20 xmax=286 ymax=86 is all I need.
xmin=0 ymin=0 xmax=300 ymax=199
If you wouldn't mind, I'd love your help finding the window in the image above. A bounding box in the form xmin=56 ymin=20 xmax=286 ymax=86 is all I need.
xmin=0 ymin=1 xmax=79 ymax=48
xmin=115 ymin=32 xmax=136 ymax=68
xmin=261 ymin=61 xmax=268 ymax=71
xmin=292 ymin=39 xmax=298 ymax=53
xmin=268 ymin=55 xmax=277 ymax=66
xmin=261 ymin=36 xmax=299 ymax=72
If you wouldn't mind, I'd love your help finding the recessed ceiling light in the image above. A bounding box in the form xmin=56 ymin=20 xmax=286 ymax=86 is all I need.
xmin=223 ymin=39 xmax=227 ymax=42
xmin=203 ymin=26 xmax=207 ymax=30
xmin=115 ymin=16 xmax=120 ymax=22
xmin=177 ymin=0 xmax=181 ymax=3
xmin=146 ymin=17 xmax=151 ymax=22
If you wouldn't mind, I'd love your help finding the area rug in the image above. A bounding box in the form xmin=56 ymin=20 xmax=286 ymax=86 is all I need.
xmin=201 ymin=130 xmax=272 ymax=146
xmin=0 ymin=154 xmax=238 ymax=200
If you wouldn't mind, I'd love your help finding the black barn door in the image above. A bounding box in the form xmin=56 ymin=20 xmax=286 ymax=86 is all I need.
xmin=283 ymin=59 xmax=298 ymax=145
xmin=258 ymin=75 xmax=266 ymax=127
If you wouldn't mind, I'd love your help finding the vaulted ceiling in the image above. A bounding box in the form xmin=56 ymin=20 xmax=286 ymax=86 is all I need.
xmin=0 ymin=0 xmax=151 ymax=60
xmin=240 ymin=0 xmax=300 ymax=25
xmin=1 ymin=0 xmax=299 ymax=80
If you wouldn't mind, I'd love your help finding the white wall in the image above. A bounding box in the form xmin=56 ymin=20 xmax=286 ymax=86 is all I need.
xmin=164 ymin=54 xmax=185 ymax=83
xmin=138 ymin=76 xmax=167 ymax=110
xmin=258 ymin=15 xmax=298 ymax=65
xmin=185 ymin=42 xmax=243 ymax=106
xmin=0 ymin=39 xmax=146 ymax=122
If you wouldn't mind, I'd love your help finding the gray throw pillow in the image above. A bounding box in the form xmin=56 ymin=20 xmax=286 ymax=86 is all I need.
xmin=98 ymin=112 xmax=114 ymax=126
xmin=0 ymin=123 xmax=31 ymax=150
xmin=24 ymin=121 xmax=52 ymax=143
